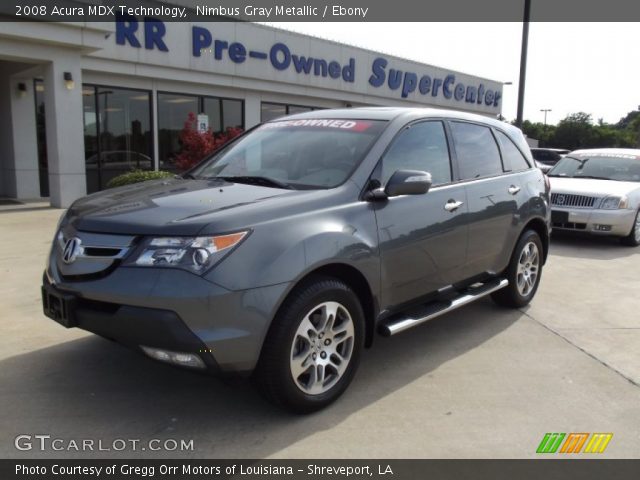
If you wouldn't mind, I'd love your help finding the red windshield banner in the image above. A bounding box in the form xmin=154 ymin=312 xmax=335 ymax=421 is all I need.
xmin=260 ymin=119 xmax=374 ymax=132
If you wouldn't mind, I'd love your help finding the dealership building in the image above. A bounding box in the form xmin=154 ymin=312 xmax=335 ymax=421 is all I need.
xmin=0 ymin=16 xmax=503 ymax=207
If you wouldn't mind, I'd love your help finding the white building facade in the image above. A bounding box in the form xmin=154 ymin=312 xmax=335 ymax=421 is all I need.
xmin=0 ymin=19 xmax=503 ymax=207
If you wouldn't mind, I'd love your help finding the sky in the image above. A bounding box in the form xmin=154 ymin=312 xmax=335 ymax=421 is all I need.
xmin=268 ymin=22 xmax=639 ymax=126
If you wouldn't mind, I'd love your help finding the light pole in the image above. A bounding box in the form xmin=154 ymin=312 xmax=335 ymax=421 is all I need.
xmin=540 ymin=108 xmax=552 ymax=126
xmin=515 ymin=0 xmax=531 ymax=128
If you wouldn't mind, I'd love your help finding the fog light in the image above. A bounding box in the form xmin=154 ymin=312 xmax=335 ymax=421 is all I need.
xmin=171 ymin=352 xmax=206 ymax=369
xmin=141 ymin=346 xmax=171 ymax=362
xmin=595 ymin=224 xmax=612 ymax=231
xmin=141 ymin=346 xmax=206 ymax=369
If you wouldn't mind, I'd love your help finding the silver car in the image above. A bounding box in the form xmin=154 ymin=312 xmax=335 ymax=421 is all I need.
xmin=548 ymin=148 xmax=640 ymax=246
xmin=534 ymin=160 xmax=552 ymax=174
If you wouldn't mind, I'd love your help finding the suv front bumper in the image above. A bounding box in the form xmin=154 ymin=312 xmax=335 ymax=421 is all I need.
xmin=42 ymin=264 xmax=290 ymax=375
xmin=42 ymin=278 xmax=222 ymax=372
xmin=551 ymin=207 xmax=636 ymax=237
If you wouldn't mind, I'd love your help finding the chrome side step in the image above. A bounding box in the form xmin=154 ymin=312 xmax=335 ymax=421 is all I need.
xmin=379 ymin=278 xmax=509 ymax=336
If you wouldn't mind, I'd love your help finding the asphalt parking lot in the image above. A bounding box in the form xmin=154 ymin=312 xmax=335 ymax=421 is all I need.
xmin=1 ymin=205 xmax=639 ymax=458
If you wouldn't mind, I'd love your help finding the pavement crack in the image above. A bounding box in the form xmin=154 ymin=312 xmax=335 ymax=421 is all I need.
xmin=519 ymin=309 xmax=640 ymax=389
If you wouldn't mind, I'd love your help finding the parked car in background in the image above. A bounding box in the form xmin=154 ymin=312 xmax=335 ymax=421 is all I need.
xmin=85 ymin=150 xmax=153 ymax=170
xmin=531 ymin=148 xmax=570 ymax=167
xmin=534 ymin=160 xmax=552 ymax=174
xmin=42 ymin=108 xmax=550 ymax=412
xmin=548 ymin=148 xmax=640 ymax=246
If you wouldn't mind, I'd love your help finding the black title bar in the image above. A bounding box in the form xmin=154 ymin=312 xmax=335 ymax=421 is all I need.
xmin=2 ymin=0 xmax=640 ymax=22
xmin=3 ymin=460 xmax=640 ymax=480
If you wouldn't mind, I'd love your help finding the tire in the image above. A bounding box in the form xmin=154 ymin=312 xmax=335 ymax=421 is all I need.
xmin=491 ymin=230 xmax=544 ymax=308
xmin=255 ymin=276 xmax=365 ymax=413
xmin=620 ymin=209 xmax=640 ymax=247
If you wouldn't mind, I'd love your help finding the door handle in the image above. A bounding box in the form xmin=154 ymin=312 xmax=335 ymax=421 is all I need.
xmin=444 ymin=200 xmax=464 ymax=212
xmin=508 ymin=185 xmax=521 ymax=195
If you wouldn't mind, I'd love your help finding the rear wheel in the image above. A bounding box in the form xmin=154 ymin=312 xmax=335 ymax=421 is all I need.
xmin=620 ymin=209 xmax=640 ymax=247
xmin=492 ymin=230 xmax=544 ymax=308
xmin=255 ymin=276 xmax=364 ymax=413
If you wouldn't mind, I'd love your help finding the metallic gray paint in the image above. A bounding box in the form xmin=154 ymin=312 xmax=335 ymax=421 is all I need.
xmin=44 ymin=108 xmax=550 ymax=374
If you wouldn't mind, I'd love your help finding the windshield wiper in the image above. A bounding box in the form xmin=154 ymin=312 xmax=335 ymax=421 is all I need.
xmin=574 ymin=175 xmax=614 ymax=181
xmin=181 ymin=172 xmax=197 ymax=179
xmin=213 ymin=176 xmax=295 ymax=190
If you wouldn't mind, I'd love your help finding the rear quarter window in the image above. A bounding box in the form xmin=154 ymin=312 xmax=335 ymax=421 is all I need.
xmin=495 ymin=130 xmax=531 ymax=171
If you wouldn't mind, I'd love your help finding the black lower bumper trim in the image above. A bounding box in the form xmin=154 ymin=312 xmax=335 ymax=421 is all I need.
xmin=42 ymin=278 xmax=220 ymax=374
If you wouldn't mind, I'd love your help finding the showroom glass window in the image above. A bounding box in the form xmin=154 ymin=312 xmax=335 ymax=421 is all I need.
xmin=450 ymin=122 xmax=504 ymax=179
xmin=34 ymin=80 xmax=48 ymax=197
xmin=158 ymin=93 xmax=244 ymax=171
xmin=260 ymin=102 xmax=319 ymax=122
xmin=82 ymin=85 xmax=153 ymax=193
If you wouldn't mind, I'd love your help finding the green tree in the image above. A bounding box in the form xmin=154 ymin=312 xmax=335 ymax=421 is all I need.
xmin=519 ymin=120 xmax=556 ymax=147
xmin=616 ymin=110 xmax=640 ymax=130
xmin=550 ymin=112 xmax=595 ymax=150
xmin=624 ymin=113 xmax=640 ymax=147
xmin=520 ymin=108 xmax=640 ymax=149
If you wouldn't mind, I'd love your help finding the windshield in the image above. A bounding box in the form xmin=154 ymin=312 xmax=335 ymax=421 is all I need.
xmin=191 ymin=119 xmax=387 ymax=189
xmin=548 ymin=153 xmax=640 ymax=182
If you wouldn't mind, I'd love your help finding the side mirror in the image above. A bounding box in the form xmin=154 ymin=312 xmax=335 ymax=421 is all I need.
xmin=385 ymin=170 xmax=432 ymax=197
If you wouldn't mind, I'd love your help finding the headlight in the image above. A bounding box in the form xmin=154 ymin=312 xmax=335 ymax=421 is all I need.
xmin=125 ymin=231 xmax=249 ymax=274
xmin=55 ymin=209 xmax=68 ymax=231
xmin=600 ymin=196 xmax=628 ymax=210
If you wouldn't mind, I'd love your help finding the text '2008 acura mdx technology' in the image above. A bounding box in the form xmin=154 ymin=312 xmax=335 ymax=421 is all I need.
xmin=42 ymin=108 xmax=551 ymax=412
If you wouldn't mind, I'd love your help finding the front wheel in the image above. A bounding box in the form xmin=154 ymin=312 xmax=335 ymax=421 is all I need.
xmin=620 ymin=209 xmax=640 ymax=247
xmin=491 ymin=230 xmax=544 ymax=308
xmin=255 ymin=276 xmax=364 ymax=413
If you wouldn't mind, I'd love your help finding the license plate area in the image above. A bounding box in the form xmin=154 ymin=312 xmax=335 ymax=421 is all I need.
xmin=42 ymin=285 xmax=77 ymax=328
xmin=551 ymin=210 xmax=569 ymax=224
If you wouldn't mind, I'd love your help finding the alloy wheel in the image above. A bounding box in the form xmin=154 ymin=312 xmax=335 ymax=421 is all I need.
xmin=516 ymin=241 xmax=540 ymax=297
xmin=289 ymin=301 xmax=355 ymax=395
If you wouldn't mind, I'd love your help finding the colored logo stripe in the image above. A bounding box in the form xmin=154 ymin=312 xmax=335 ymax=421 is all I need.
xmin=560 ymin=433 xmax=589 ymax=453
xmin=537 ymin=433 xmax=613 ymax=454
xmin=584 ymin=433 xmax=613 ymax=454
xmin=536 ymin=433 xmax=565 ymax=453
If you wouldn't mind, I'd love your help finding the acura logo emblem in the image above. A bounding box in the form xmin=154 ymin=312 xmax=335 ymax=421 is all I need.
xmin=62 ymin=237 xmax=82 ymax=264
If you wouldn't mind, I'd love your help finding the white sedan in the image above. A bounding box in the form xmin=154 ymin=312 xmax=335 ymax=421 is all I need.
xmin=548 ymin=148 xmax=640 ymax=246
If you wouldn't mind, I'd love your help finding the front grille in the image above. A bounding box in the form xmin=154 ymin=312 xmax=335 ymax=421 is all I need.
xmin=55 ymin=226 xmax=135 ymax=278
xmin=82 ymin=247 xmax=124 ymax=257
xmin=553 ymin=222 xmax=587 ymax=230
xmin=551 ymin=193 xmax=597 ymax=208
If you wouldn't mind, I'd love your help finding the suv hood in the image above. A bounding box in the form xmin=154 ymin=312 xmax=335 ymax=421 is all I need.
xmin=67 ymin=178 xmax=311 ymax=235
xmin=549 ymin=177 xmax=640 ymax=197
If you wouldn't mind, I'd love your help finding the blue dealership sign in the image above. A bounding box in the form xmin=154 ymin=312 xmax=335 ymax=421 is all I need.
xmin=115 ymin=15 xmax=500 ymax=109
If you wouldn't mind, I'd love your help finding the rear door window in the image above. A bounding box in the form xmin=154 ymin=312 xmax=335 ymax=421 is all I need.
xmin=450 ymin=122 xmax=504 ymax=180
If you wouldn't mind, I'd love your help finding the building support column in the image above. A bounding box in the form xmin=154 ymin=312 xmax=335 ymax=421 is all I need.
xmin=43 ymin=54 xmax=86 ymax=207
xmin=244 ymin=93 xmax=261 ymax=129
xmin=9 ymin=77 xmax=40 ymax=199
xmin=0 ymin=74 xmax=15 ymax=198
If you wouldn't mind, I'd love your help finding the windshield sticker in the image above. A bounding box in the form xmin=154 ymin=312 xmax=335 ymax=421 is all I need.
xmin=574 ymin=152 xmax=638 ymax=160
xmin=261 ymin=119 xmax=374 ymax=131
